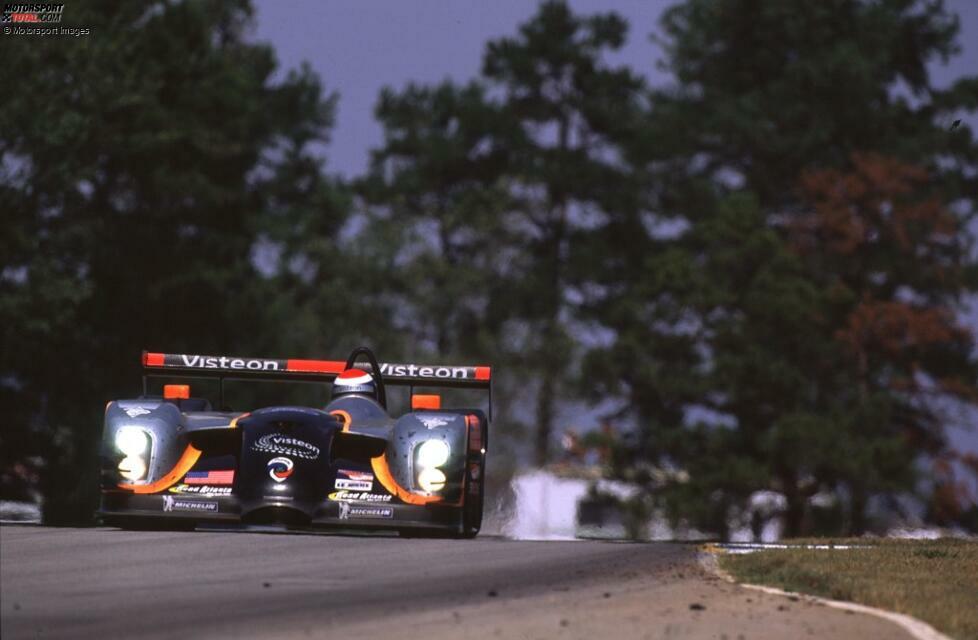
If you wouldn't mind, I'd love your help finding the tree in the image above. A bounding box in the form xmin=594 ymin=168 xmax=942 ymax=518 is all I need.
xmin=360 ymin=1 xmax=647 ymax=467
xmin=585 ymin=0 xmax=978 ymax=536
xmin=791 ymin=152 xmax=977 ymax=532
xmin=651 ymin=0 xmax=978 ymax=211
xmin=358 ymin=81 xmax=514 ymax=361
xmin=0 ymin=0 xmax=344 ymax=522
xmin=480 ymin=1 xmax=646 ymax=465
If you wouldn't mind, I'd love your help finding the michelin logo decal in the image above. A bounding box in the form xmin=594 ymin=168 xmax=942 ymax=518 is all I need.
xmin=162 ymin=495 xmax=218 ymax=512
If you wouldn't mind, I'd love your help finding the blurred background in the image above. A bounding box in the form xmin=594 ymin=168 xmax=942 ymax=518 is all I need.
xmin=2 ymin=0 xmax=976 ymax=540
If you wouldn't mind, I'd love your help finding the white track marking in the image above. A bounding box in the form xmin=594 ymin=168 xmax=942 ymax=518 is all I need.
xmin=699 ymin=551 xmax=952 ymax=640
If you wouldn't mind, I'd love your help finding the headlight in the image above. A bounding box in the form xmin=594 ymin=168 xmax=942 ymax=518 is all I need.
xmin=114 ymin=427 xmax=151 ymax=481
xmin=417 ymin=468 xmax=447 ymax=492
xmin=118 ymin=455 xmax=147 ymax=481
xmin=115 ymin=427 xmax=149 ymax=456
xmin=416 ymin=439 xmax=450 ymax=468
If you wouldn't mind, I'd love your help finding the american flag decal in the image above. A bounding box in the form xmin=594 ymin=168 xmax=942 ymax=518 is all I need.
xmin=184 ymin=470 xmax=235 ymax=485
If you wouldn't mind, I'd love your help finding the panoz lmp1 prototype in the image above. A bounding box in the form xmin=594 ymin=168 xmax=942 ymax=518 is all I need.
xmin=99 ymin=347 xmax=490 ymax=537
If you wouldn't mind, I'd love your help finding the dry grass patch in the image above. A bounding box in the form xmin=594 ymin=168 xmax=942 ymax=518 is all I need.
xmin=720 ymin=538 xmax=978 ymax=640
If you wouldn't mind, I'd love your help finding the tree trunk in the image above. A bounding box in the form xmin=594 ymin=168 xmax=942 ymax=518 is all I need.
xmin=532 ymin=113 xmax=570 ymax=468
xmin=781 ymin=472 xmax=806 ymax=538
xmin=849 ymin=484 xmax=868 ymax=535
xmin=534 ymin=368 xmax=555 ymax=466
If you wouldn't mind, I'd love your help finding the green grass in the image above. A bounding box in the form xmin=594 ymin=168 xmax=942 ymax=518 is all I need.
xmin=719 ymin=539 xmax=978 ymax=640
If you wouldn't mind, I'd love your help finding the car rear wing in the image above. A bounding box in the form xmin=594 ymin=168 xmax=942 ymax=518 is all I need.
xmin=142 ymin=352 xmax=492 ymax=390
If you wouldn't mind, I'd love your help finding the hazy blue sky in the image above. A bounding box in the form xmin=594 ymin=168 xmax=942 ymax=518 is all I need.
xmin=252 ymin=0 xmax=978 ymax=179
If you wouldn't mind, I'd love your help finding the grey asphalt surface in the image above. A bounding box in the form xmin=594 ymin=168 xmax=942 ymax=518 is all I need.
xmin=0 ymin=525 xmax=687 ymax=640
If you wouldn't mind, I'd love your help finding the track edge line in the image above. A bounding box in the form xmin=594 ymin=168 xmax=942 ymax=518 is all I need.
xmin=697 ymin=550 xmax=952 ymax=640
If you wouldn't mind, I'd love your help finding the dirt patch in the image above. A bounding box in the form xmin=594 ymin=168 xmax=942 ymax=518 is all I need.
xmin=259 ymin=552 xmax=914 ymax=640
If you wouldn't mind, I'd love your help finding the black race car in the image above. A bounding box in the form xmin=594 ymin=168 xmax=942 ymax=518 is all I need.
xmin=98 ymin=347 xmax=490 ymax=537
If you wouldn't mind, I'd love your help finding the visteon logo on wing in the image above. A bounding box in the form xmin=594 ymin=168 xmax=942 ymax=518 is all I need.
xmin=180 ymin=354 xmax=281 ymax=371
xmin=379 ymin=363 xmax=469 ymax=379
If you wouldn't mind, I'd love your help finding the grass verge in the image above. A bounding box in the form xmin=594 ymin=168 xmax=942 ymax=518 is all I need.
xmin=719 ymin=538 xmax=978 ymax=640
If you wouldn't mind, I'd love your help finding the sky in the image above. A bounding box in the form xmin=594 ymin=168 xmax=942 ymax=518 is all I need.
xmin=252 ymin=0 xmax=978 ymax=179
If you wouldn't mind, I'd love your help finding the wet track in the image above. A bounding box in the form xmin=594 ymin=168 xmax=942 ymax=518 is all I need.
xmin=0 ymin=525 xmax=912 ymax=640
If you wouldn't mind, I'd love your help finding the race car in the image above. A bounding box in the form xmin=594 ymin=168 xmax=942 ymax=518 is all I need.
xmin=98 ymin=346 xmax=490 ymax=538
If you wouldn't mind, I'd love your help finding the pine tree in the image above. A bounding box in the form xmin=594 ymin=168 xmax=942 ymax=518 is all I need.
xmin=480 ymin=1 xmax=645 ymax=465
xmin=0 ymin=0 xmax=344 ymax=522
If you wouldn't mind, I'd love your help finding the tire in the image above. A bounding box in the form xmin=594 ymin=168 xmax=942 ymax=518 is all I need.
xmin=457 ymin=496 xmax=483 ymax=538
xmin=458 ymin=449 xmax=486 ymax=539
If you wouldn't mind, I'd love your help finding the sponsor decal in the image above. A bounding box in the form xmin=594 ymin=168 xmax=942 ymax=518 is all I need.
xmin=267 ymin=457 xmax=293 ymax=482
xmin=418 ymin=415 xmax=451 ymax=429
xmin=338 ymin=502 xmax=393 ymax=520
xmin=123 ymin=406 xmax=151 ymax=418
xmin=252 ymin=434 xmax=320 ymax=460
xmin=334 ymin=479 xmax=373 ymax=491
xmin=184 ymin=470 xmax=234 ymax=485
xmin=179 ymin=354 xmax=281 ymax=371
xmin=328 ymin=490 xmax=393 ymax=503
xmin=335 ymin=469 xmax=374 ymax=492
xmin=168 ymin=484 xmax=232 ymax=496
xmin=162 ymin=495 xmax=218 ymax=512
xmin=379 ymin=363 xmax=470 ymax=380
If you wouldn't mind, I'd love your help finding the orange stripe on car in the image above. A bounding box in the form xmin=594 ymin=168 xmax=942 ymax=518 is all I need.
xmin=370 ymin=454 xmax=443 ymax=505
xmin=330 ymin=410 xmax=352 ymax=432
xmin=229 ymin=412 xmax=250 ymax=428
xmin=118 ymin=444 xmax=202 ymax=494
xmin=286 ymin=359 xmax=347 ymax=374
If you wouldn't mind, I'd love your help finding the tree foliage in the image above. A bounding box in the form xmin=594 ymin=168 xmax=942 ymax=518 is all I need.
xmin=0 ymin=0 xmax=344 ymax=522
xmin=586 ymin=0 xmax=978 ymax=536
xmin=1 ymin=0 xmax=975 ymax=536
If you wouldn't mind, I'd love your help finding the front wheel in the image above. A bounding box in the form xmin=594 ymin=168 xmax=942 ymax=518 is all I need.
xmin=458 ymin=450 xmax=486 ymax=538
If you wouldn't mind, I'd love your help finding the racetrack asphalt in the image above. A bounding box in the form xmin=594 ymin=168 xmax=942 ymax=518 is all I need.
xmin=0 ymin=525 xmax=914 ymax=640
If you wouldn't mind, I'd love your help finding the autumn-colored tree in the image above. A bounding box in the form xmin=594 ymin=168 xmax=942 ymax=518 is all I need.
xmin=792 ymin=152 xmax=977 ymax=531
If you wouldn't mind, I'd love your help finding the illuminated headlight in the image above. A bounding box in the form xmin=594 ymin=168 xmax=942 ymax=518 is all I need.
xmin=118 ymin=456 xmax=147 ymax=481
xmin=417 ymin=468 xmax=447 ymax=492
xmin=115 ymin=427 xmax=150 ymax=481
xmin=115 ymin=427 xmax=149 ymax=456
xmin=416 ymin=439 xmax=450 ymax=468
